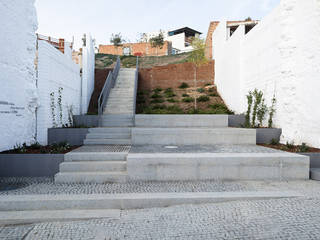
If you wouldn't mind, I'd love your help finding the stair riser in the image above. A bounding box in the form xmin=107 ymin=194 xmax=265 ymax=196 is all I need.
xmin=86 ymin=133 xmax=131 ymax=139
xmin=60 ymin=162 xmax=126 ymax=172
xmin=88 ymin=128 xmax=131 ymax=133
xmin=84 ymin=139 xmax=132 ymax=145
xmin=55 ymin=174 xmax=127 ymax=184
xmin=65 ymin=153 xmax=127 ymax=162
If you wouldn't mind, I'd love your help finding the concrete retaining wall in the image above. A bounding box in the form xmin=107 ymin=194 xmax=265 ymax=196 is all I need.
xmin=127 ymin=152 xmax=310 ymax=181
xmin=0 ymin=154 xmax=64 ymax=177
xmin=48 ymin=128 xmax=89 ymax=146
xmin=300 ymin=153 xmax=320 ymax=169
xmin=73 ymin=115 xmax=99 ymax=127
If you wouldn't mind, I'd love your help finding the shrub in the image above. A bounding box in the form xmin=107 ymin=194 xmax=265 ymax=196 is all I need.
xmin=257 ymin=99 xmax=268 ymax=127
xmin=151 ymin=93 xmax=162 ymax=99
xmin=208 ymin=88 xmax=214 ymax=93
xmin=164 ymin=91 xmax=176 ymax=98
xmin=286 ymin=141 xmax=295 ymax=149
xmin=299 ymin=143 xmax=310 ymax=153
xmin=182 ymin=93 xmax=190 ymax=97
xmin=209 ymin=103 xmax=234 ymax=114
xmin=209 ymin=93 xmax=218 ymax=97
xmin=197 ymin=88 xmax=205 ymax=93
xmin=182 ymin=97 xmax=194 ymax=103
xmin=270 ymin=138 xmax=279 ymax=145
xmin=179 ymin=82 xmax=189 ymax=89
xmin=268 ymin=95 xmax=276 ymax=128
xmin=153 ymin=88 xmax=162 ymax=93
xmin=151 ymin=98 xmax=165 ymax=104
xmin=167 ymin=98 xmax=177 ymax=103
xmin=197 ymin=96 xmax=210 ymax=102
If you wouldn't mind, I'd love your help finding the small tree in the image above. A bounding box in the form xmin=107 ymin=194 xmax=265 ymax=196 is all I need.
xmin=110 ymin=33 xmax=124 ymax=47
xmin=188 ymin=37 xmax=208 ymax=109
xmin=149 ymin=32 xmax=164 ymax=56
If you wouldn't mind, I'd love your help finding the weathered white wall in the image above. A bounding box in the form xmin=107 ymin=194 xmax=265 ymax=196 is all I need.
xmin=37 ymin=41 xmax=81 ymax=145
xmin=213 ymin=0 xmax=320 ymax=147
xmin=81 ymin=33 xmax=95 ymax=114
xmin=0 ymin=0 xmax=38 ymax=151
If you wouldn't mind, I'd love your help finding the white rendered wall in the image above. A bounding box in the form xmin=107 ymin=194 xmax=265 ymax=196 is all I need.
xmin=213 ymin=0 xmax=320 ymax=147
xmin=37 ymin=41 xmax=81 ymax=145
xmin=0 ymin=0 xmax=38 ymax=151
xmin=81 ymin=33 xmax=95 ymax=114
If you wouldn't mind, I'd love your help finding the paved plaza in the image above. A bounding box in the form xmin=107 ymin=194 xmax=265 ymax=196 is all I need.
xmin=0 ymin=178 xmax=320 ymax=239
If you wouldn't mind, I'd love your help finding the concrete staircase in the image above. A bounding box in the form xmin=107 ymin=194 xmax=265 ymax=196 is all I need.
xmin=55 ymin=149 xmax=129 ymax=184
xmin=104 ymin=68 xmax=135 ymax=115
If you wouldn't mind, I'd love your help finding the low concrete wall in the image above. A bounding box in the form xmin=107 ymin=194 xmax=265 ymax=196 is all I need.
xmin=48 ymin=128 xmax=89 ymax=146
xmin=0 ymin=154 xmax=64 ymax=177
xmin=73 ymin=115 xmax=99 ymax=127
xmin=300 ymin=153 xmax=320 ymax=169
xmin=127 ymin=152 xmax=310 ymax=181
xmin=256 ymin=128 xmax=282 ymax=144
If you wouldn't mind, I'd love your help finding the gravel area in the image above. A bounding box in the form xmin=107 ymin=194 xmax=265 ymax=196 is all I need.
xmin=130 ymin=144 xmax=283 ymax=153
xmin=2 ymin=196 xmax=320 ymax=239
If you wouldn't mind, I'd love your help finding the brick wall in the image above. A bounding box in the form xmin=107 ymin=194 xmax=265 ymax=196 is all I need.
xmin=99 ymin=41 xmax=172 ymax=57
xmin=138 ymin=61 xmax=215 ymax=91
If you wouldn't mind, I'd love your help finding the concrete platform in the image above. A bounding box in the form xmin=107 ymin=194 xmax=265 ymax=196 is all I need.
xmin=127 ymin=152 xmax=310 ymax=181
xmin=132 ymin=128 xmax=256 ymax=145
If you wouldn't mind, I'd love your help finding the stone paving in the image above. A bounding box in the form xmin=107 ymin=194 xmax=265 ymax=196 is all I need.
xmin=1 ymin=196 xmax=320 ymax=239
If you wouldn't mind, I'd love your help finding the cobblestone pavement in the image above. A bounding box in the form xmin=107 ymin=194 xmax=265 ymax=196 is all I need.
xmin=1 ymin=179 xmax=320 ymax=239
xmin=1 ymin=197 xmax=320 ymax=239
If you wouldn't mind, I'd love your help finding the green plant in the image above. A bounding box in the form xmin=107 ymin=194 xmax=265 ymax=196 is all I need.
xmin=286 ymin=141 xmax=295 ymax=150
xmin=257 ymin=99 xmax=268 ymax=127
xmin=209 ymin=103 xmax=234 ymax=114
xmin=149 ymin=32 xmax=164 ymax=56
xmin=208 ymin=88 xmax=214 ymax=93
xmin=205 ymin=83 xmax=212 ymax=86
xmin=167 ymin=98 xmax=177 ymax=103
xmin=151 ymin=98 xmax=165 ymax=104
xmin=197 ymin=88 xmax=205 ymax=93
xmin=182 ymin=97 xmax=194 ymax=103
xmin=110 ymin=33 xmax=124 ymax=46
xmin=270 ymin=138 xmax=279 ymax=145
xmin=197 ymin=96 xmax=210 ymax=102
xmin=209 ymin=93 xmax=218 ymax=97
xmin=57 ymin=87 xmax=63 ymax=127
xmin=188 ymin=37 xmax=208 ymax=110
xmin=30 ymin=142 xmax=42 ymax=150
xmin=50 ymin=92 xmax=57 ymax=128
xmin=164 ymin=88 xmax=176 ymax=98
xmin=182 ymin=93 xmax=190 ymax=97
xmin=299 ymin=143 xmax=310 ymax=153
xmin=67 ymin=105 xmax=74 ymax=127
xmin=153 ymin=88 xmax=163 ymax=93
xmin=151 ymin=93 xmax=162 ymax=99
xmin=245 ymin=91 xmax=253 ymax=128
xmin=179 ymin=83 xmax=189 ymax=89
xmin=13 ymin=143 xmax=27 ymax=153
xmin=251 ymin=89 xmax=263 ymax=128
xmin=268 ymin=95 xmax=276 ymax=128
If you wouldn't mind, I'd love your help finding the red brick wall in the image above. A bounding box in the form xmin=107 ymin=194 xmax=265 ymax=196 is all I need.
xmin=99 ymin=41 xmax=171 ymax=57
xmin=138 ymin=61 xmax=215 ymax=91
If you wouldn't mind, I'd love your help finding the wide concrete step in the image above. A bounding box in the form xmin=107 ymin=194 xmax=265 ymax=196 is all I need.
xmin=127 ymin=152 xmax=310 ymax=181
xmin=89 ymin=127 xmax=131 ymax=134
xmin=0 ymin=192 xmax=302 ymax=212
xmin=60 ymin=161 xmax=126 ymax=172
xmin=100 ymin=114 xmax=133 ymax=120
xmin=99 ymin=122 xmax=134 ymax=127
xmin=84 ymin=139 xmax=132 ymax=145
xmin=86 ymin=133 xmax=131 ymax=139
xmin=104 ymin=111 xmax=134 ymax=115
xmin=65 ymin=152 xmax=127 ymax=162
xmin=135 ymin=115 xmax=228 ymax=128
xmin=132 ymin=128 xmax=256 ymax=145
xmin=55 ymin=171 xmax=128 ymax=183
xmin=0 ymin=209 xmax=120 ymax=226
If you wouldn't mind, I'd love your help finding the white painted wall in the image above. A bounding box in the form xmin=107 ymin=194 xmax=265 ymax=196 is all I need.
xmin=36 ymin=41 xmax=81 ymax=145
xmin=81 ymin=33 xmax=95 ymax=114
xmin=213 ymin=0 xmax=320 ymax=148
xmin=0 ymin=0 xmax=38 ymax=152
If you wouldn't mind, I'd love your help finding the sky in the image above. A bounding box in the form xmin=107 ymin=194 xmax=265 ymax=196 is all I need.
xmin=35 ymin=0 xmax=280 ymax=50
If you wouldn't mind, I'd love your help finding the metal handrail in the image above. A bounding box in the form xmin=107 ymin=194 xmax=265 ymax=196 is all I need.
xmin=132 ymin=56 xmax=139 ymax=125
xmin=98 ymin=56 xmax=121 ymax=115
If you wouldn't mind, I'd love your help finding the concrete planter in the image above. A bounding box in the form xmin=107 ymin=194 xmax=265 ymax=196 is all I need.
xmin=48 ymin=128 xmax=89 ymax=146
xmin=299 ymin=153 xmax=320 ymax=168
xmin=256 ymin=128 xmax=282 ymax=144
xmin=73 ymin=115 xmax=99 ymax=127
xmin=0 ymin=154 xmax=64 ymax=177
xmin=228 ymin=115 xmax=245 ymax=127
